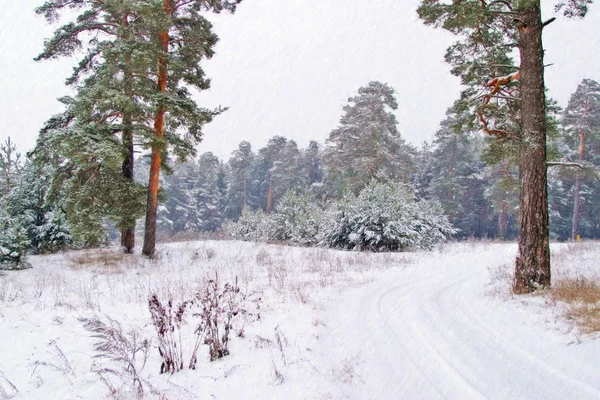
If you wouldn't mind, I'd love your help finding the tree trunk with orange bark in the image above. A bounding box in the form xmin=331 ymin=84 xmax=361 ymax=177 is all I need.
xmin=142 ymin=0 xmax=170 ymax=258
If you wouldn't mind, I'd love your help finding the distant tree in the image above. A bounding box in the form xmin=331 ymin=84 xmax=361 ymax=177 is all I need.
xmin=251 ymin=136 xmax=288 ymax=213
xmin=270 ymin=140 xmax=306 ymax=210
xmin=303 ymin=141 xmax=324 ymax=188
xmin=194 ymin=152 xmax=225 ymax=231
xmin=225 ymin=141 xmax=255 ymax=220
xmin=159 ymin=162 xmax=196 ymax=232
xmin=560 ymin=79 xmax=600 ymax=239
xmin=324 ymin=81 xmax=415 ymax=197
xmin=412 ymin=141 xmax=434 ymax=200
xmin=484 ymin=161 xmax=520 ymax=239
xmin=430 ymin=116 xmax=491 ymax=238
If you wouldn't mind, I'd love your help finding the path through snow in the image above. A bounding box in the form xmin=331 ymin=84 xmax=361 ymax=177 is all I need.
xmin=321 ymin=244 xmax=600 ymax=400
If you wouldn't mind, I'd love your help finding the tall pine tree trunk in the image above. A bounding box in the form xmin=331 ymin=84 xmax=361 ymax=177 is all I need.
xmin=121 ymin=11 xmax=135 ymax=254
xmin=142 ymin=0 xmax=170 ymax=258
xmin=498 ymin=205 xmax=508 ymax=240
xmin=243 ymin=168 xmax=247 ymax=210
xmin=266 ymin=183 xmax=273 ymax=214
xmin=497 ymin=162 xmax=509 ymax=240
xmin=513 ymin=1 xmax=551 ymax=293
xmin=571 ymin=130 xmax=585 ymax=240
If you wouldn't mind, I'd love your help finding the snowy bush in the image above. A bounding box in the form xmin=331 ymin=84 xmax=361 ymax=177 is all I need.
xmin=225 ymin=184 xmax=454 ymax=251
xmin=224 ymin=192 xmax=322 ymax=245
xmin=266 ymin=192 xmax=321 ymax=245
xmin=318 ymin=182 xmax=455 ymax=251
xmin=223 ymin=208 xmax=270 ymax=241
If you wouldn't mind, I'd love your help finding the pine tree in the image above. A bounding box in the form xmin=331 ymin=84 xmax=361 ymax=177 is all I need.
xmin=140 ymin=0 xmax=242 ymax=258
xmin=18 ymin=160 xmax=72 ymax=254
xmin=324 ymin=81 xmax=414 ymax=197
xmin=0 ymin=138 xmax=22 ymax=196
xmin=418 ymin=0 xmax=594 ymax=293
xmin=35 ymin=0 xmax=149 ymax=252
xmin=318 ymin=181 xmax=455 ymax=251
xmin=34 ymin=112 xmax=146 ymax=246
xmin=35 ymin=0 xmax=243 ymax=256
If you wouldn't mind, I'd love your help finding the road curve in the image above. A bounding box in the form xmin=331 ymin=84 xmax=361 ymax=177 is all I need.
xmin=322 ymin=244 xmax=600 ymax=400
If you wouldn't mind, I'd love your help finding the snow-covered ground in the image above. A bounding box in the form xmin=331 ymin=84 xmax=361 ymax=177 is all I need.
xmin=0 ymin=241 xmax=598 ymax=399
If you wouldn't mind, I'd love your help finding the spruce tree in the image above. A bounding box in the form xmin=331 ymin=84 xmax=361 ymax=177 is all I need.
xmin=418 ymin=0 xmax=594 ymax=293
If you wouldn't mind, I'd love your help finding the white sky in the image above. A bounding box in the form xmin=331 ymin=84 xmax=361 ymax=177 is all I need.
xmin=1 ymin=1 xmax=599 ymax=160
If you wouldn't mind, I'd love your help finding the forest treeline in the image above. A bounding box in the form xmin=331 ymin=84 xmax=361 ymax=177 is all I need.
xmin=2 ymin=78 xmax=599 ymax=266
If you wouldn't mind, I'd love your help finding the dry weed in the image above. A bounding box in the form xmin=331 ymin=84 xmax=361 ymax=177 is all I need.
xmin=551 ymin=277 xmax=600 ymax=334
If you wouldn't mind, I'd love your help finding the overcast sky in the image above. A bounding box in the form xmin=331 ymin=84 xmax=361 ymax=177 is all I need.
xmin=1 ymin=1 xmax=600 ymax=160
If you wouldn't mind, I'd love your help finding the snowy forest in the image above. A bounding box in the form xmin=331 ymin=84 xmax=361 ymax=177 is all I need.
xmin=2 ymin=77 xmax=600 ymax=261
xmin=3 ymin=0 xmax=600 ymax=399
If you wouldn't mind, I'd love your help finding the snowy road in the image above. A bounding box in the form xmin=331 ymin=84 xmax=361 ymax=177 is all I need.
xmin=322 ymin=244 xmax=600 ymax=400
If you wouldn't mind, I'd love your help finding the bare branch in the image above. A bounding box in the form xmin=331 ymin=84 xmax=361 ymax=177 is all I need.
xmin=547 ymin=161 xmax=585 ymax=169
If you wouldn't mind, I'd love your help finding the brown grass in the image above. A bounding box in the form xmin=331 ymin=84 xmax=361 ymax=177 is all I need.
xmin=551 ymin=277 xmax=600 ymax=334
xmin=67 ymin=250 xmax=129 ymax=274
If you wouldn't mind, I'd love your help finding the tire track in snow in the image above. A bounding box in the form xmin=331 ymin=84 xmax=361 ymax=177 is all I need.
xmin=325 ymin=245 xmax=600 ymax=399
xmin=441 ymin=275 xmax=600 ymax=399
xmin=376 ymin=263 xmax=488 ymax=399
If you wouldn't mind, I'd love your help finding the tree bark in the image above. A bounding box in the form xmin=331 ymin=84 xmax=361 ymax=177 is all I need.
xmin=142 ymin=0 xmax=170 ymax=258
xmin=121 ymin=11 xmax=135 ymax=254
xmin=497 ymin=162 xmax=509 ymax=240
xmin=513 ymin=1 xmax=551 ymax=293
xmin=571 ymin=130 xmax=585 ymax=240
xmin=498 ymin=206 xmax=508 ymax=240
xmin=266 ymin=183 xmax=273 ymax=214
xmin=242 ymin=168 xmax=247 ymax=210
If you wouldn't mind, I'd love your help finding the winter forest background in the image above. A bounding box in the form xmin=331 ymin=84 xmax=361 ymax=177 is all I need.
xmin=2 ymin=77 xmax=600 ymax=264
xmin=0 ymin=0 xmax=599 ymax=267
